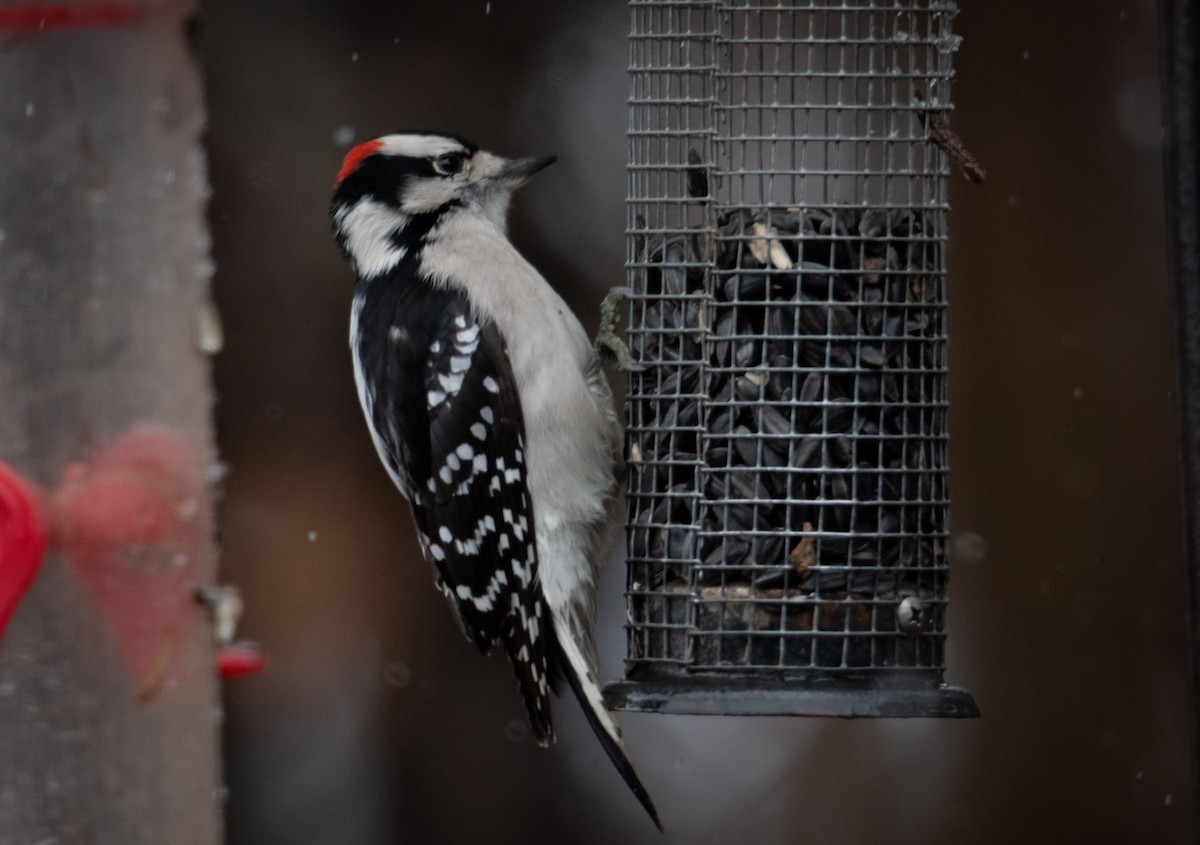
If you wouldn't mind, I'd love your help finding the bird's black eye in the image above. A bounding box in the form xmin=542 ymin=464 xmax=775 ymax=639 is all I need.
xmin=433 ymin=153 xmax=464 ymax=177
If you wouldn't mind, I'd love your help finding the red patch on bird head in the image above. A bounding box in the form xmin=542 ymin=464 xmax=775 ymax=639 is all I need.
xmin=336 ymin=138 xmax=384 ymax=186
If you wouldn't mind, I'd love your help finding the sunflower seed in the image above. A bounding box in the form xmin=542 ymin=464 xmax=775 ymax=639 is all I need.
xmin=626 ymin=202 xmax=949 ymax=666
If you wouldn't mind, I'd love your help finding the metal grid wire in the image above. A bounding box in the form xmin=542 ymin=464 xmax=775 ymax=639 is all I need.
xmin=620 ymin=0 xmax=967 ymax=707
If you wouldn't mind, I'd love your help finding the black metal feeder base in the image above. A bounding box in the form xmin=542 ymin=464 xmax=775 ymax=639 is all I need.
xmin=603 ymin=672 xmax=980 ymax=719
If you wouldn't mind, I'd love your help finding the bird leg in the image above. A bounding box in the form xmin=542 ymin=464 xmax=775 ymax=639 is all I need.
xmin=594 ymin=287 xmax=644 ymax=372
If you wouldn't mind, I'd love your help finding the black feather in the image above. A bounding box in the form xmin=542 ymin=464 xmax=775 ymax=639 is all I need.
xmin=352 ymin=273 xmax=552 ymax=739
xmin=547 ymin=625 xmax=663 ymax=831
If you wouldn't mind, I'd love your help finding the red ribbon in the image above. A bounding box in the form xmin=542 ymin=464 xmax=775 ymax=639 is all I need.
xmin=0 ymin=4 xmax=144 ymax=30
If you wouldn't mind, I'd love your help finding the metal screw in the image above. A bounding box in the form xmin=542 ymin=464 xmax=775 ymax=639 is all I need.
xmin=897 ymin=596 xmax=925 ymax=636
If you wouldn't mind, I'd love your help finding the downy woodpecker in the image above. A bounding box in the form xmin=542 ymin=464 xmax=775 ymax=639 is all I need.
xmin=330 ymin=131 xmax=659 ymax=828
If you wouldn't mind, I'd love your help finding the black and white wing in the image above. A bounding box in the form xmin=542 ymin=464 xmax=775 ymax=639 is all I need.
xmin=355 ymin=280 xmax=552 ymax=740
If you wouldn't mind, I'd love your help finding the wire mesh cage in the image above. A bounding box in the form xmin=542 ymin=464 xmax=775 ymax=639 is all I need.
xmin=606 ymin=0 xmax=978 ymax=716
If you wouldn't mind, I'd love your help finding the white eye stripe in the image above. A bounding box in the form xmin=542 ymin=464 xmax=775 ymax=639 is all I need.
xmin=376 ymin=134 xmax=471 ymax=160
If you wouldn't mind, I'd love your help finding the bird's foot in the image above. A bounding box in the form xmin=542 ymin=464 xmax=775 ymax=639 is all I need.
xmin=594 ymin=287 xmax=645 ymax=373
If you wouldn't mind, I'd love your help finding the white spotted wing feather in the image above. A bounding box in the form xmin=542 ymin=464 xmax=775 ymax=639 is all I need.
xmin=413 ymin=304 xmax=552 ymax=740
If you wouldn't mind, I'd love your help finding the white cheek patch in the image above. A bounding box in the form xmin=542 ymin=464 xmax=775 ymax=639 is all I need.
xmin=335 ymin=199 xmax=408 ymax=279
xmin=400 ymin=177 xmax=460 ymax=214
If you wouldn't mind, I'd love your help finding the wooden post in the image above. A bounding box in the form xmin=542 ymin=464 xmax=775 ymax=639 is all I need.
xmin=0 ymin=2 xmax=221 ymax=842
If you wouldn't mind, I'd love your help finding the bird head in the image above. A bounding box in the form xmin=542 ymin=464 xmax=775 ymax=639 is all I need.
xmin=332 ymin=131 xmax=555 ymax=231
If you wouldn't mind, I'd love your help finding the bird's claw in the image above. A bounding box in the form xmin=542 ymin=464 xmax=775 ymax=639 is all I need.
xmin=595 ymin=287 xmax=645 ymax=373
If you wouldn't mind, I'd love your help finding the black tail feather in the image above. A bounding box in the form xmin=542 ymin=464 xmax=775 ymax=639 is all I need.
xmin=504 ymin=625 xmax=554 ymax=746
xmin=550 ymin=626 xmax=663 ymax=831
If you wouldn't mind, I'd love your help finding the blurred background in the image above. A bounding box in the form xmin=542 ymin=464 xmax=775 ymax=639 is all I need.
xmin=202 ymin=0 xmax=1189 ymax=843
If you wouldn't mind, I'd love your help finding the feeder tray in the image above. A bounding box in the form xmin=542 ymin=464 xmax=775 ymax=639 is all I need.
xmin=605 ymin=0 xmax=978 ymax=718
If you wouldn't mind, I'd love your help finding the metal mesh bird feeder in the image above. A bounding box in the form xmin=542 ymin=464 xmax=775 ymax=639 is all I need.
xmin=606 ymin=0 xmax=979 ymax=717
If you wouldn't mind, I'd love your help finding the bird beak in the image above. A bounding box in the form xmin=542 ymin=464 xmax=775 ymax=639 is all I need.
xmin=494 ymin=154 xmax=557 ymax=185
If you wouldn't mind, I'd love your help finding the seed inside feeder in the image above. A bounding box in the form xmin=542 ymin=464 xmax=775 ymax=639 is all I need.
xmin=626 ymin=204 xmax=949 ymax=671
